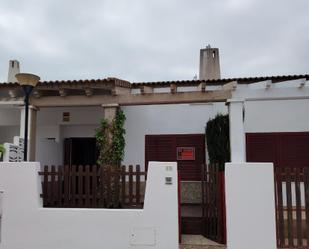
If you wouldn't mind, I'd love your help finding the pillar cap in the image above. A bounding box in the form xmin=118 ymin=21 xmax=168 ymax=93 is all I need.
xmin=101 ymin=103 xmax=119 ymax=108
xmin=18 ymin=105 xmax=39 ymax=111
xmin=226 ymin=98 xmax=245 ymax=105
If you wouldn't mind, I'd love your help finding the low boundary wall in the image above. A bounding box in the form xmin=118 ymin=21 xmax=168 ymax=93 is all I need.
xmin=0 ymin=161 xmax=178 ymax=249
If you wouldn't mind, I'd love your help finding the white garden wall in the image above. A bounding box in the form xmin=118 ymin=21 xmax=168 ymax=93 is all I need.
xmin=0 ymin=161 xmax=178 ymax=249
xmin=225 ymin=162 xmax=277 ymax=249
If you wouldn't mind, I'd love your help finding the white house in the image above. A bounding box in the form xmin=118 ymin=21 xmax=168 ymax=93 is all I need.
xmin=0 ymin=47 xmax=308 ymax=248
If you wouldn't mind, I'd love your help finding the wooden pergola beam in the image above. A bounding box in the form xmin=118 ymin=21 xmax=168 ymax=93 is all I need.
xmin=30 ymin=90 xmax=231 ymax=107
xmin=140 ymin=86 xmax=154 ymax=94
xmin=222 ymin=81 xmax=237 ymax=91
xmin=197 ymin=82 xmax=206 ymax=92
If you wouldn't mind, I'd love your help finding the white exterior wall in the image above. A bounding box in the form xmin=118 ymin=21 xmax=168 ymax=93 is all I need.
xmin=0 ymin=161 xmax=178 ymax=249
xmin=0 ymin=126 xmax=19 ymax=144
xmin=0 ymin=107 xmax=20 ymax=146
xmin=244 ymin=99 xmax=309 ymax=132
xmin=0 ymin=95 xmax=308 ymax=167
xmin=122 ymin=103 xmax=227 ymax=168
xmin=35 ymin=107 xmax=103 ymax=166
xmin=0 ymin=108 xmax=20 ymax=126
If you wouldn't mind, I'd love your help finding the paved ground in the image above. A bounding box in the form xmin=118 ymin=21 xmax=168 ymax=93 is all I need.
xmin=179 ymin=235 xmax=226 ymax=249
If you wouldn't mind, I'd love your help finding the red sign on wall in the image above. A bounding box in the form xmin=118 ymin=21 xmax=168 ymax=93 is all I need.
xmin=177 ymin=147 xmax=195 ymax=161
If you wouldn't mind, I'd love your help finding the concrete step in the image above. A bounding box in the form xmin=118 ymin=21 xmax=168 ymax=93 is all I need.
xmin=179 ymin=235 xmax=226 ymax=249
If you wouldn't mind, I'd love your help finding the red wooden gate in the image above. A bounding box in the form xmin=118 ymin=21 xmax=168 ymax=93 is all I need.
xmin=201 ymin=163 xmax=226 ymax=244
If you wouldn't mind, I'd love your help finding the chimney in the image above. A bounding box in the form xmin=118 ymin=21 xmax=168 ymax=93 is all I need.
xmin=199 ymin=45 xmax=221 ymax=80
xmin=7 ymin=60 xmax=20 ymax=83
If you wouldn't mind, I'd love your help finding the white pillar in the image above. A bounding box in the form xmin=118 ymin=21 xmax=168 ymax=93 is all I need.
xmin=20 ymin=105 xmax=38 ymax=161
xmin=101 ymin=103 xmax=119 ymax=122
xmin=227 ymin=99 xmax=246 ymax=162
xmin=225 ymin=163 xmax=277 ymax=249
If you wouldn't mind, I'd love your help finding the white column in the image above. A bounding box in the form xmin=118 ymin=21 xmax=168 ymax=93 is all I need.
xmin=227 ymin=99 xmax=246 ymax=162
xmin=225 ymin=163 xmax=277 ymax=249
xmin=20 ymin=105 xmax=38 ymax=161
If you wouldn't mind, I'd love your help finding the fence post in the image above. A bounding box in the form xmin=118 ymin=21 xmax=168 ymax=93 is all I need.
xmin=51 ymin=165 xmax=56 ymax=206
xmin=295 ymin=167 xmax=303 ymax=247
xmin=304 ymin=168 xmax=309 ymax=244
xmin=129 ymin=165 xmax=133 ymax=206
xmin=275 ymin=167 xmax=285 ymax=247
xmin=85 ymin=165 xmax=90 ymax=207
xmin=121 ymin=165 xmax=126 ymax=206
xmin=58 ymin=166 xmax=63 ymax=206
xmin=136 ymin=165 xmax=141 ymax=206
xmin=285 ymin=167 xmax=294 ymax=248
xmin=43 ymin=165 xmax=48 ymax=207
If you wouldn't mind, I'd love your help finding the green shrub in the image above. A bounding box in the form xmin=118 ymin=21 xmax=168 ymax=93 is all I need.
xmin=206 ymin=114 xmax=230 ymax=170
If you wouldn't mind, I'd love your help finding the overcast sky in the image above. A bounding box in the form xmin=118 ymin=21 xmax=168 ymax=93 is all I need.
xmin=0 ymin=0 xmax=308 ymax=83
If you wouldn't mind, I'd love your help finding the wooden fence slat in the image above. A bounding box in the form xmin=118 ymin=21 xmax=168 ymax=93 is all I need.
xmin=295 ymin=167 xmax=303 ymax=247
xmin=114 ymin=167 xmax=120 ymax=208
xmin=51 ymin=165 xmax=56 ymax=206
xmin=121 ymin=166 xmax=126 ymax=206
xmin=276 ymin=167 xmax=285 ymax=247
xmin=304 ymin=168 xmax=309 ymax=245
xmin=92 ymin=165 xmax=98 ymax=207
xmin=71 ymin=165 xmax=77 ymax=207
xmin=64 ymin=165 xmax=70 ymax=207
xmin=129 ymin=165 xmax=133 ymax=205
xmin=217 ymin=164 xmax=222 ymax=243
xmin=285 ymin=167 xmax=294 ymax=248
xmin=136 ymin=165 xmax=141 ymax=205
xmin=209 ymin=164 xmax=214 ymax=240
xmin=100 ymin=166 xmax=104 ymax=207
xmin=85 ymin=165 xmax=90 ymax=207
xmin=106 ymin=167 xmax=111 ymax=207
xmin=206 ymin=164 xmax=211 ymax=239
xmin=78 ymin=166 xmax=83 ymax=207
xmin=201 ymin=164 xmax=206 ymax=236
xmin=43 ymin=165 xmax=48 ymax=207
xmin=58 ymin=166 xmax=63 ymax=207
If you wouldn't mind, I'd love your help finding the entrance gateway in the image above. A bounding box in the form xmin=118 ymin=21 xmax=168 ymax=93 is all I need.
xmin=145 ymin=134 xmax=207 ymax=235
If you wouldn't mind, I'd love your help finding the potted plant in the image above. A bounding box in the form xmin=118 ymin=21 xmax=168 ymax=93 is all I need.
xmin=0 ymin=144 xmax=5 ymax=161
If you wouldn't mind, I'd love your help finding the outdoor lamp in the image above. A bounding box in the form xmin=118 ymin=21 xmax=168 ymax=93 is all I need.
xmin=16 ymin=73 xmax=40 ymax=161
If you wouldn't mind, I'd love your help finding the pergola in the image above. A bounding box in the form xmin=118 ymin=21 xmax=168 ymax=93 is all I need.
xmin=0 ymin=74 xmax=308 ymax=161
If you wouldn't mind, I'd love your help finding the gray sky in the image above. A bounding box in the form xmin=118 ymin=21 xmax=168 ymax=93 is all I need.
xmin=0 ymin=0 xmax=308 ymax=83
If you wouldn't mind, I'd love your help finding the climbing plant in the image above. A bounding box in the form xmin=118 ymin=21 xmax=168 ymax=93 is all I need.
xmin=95 ymin=108 xmax=126 ymax=208
xmin=0 ymin=144 xmax=5 ymax=161
xmin=96 ymin=109 xmax=126 ymax=166
xmin=206 ymin=114 xmax=230 ymax=171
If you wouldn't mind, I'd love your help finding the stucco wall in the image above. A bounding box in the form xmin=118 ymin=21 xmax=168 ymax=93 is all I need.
xmin=0 ymin=108 xmax=20 ymax=126
xmin=0 ymin=98 xmax=308 ymax=167
xmin=122 ymin=103 xmax=227 ymax=169
xmin=225 ymin=162 xmax=277 ymax=249
xmin=35 ymin=107 xmax=103 ymax=166
xmin=0 ymin=126 xmax=19 ymax=144
xmin=244 ymin=99 xmax=309 ymax=132
xmin=0 ymin=161 xmax=178 ymax=249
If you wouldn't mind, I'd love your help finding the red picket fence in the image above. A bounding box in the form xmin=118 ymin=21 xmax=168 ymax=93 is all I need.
xmin=39 ymin=165 xmax=147 ymax=208
xmin=275 ymin=166 xmax=309 ymax=248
